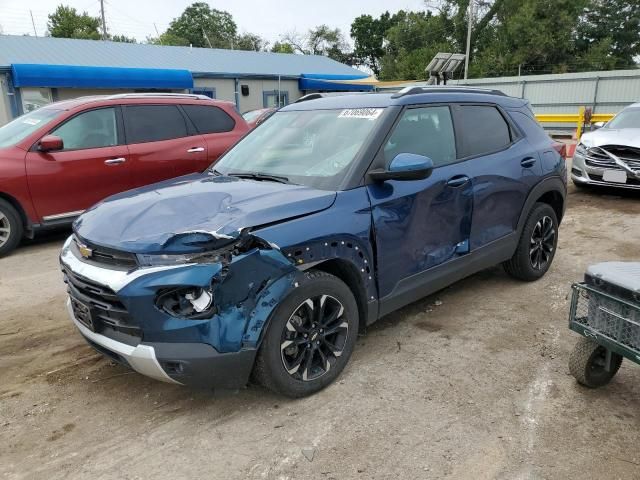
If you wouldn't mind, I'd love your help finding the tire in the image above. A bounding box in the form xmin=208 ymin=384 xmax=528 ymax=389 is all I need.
xmin=569 ymin=337 xmax=622 ymax=388
xmin=503 ymin=202 xmax=558 ymax=281
xmin=253 ymin=270 xmax=359 ymax=398
xmin=0 ymin=198 xmax=23 ymax=257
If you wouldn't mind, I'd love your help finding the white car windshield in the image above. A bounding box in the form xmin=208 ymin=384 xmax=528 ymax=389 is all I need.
xmin=213 ymin=108 xmax=385 ymax=190
xmin=0 ymin=108 xmax=61 ymax=148
xmin=606 ymin=108 xmax=640 ymax=129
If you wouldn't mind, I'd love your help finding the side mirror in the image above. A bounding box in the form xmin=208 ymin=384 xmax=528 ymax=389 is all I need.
xmin=38 ymin=135 xmax=63 ymax=152
xmin=592 ymin=121 xmax=605 ymax=130
xmin=369 ymin=153 xmax=434 ymax=182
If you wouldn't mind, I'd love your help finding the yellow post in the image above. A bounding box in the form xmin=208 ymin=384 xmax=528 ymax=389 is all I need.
xmin=576 ymin=106 xmax=585 ymax=140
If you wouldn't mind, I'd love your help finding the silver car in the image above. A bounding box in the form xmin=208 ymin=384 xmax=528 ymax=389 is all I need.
xmin=572 ymin=103 xmax=640 ymax=190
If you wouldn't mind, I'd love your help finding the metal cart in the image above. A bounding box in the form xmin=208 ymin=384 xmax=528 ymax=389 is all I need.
xmin=568 ymin=262 xmax=640 ymax=388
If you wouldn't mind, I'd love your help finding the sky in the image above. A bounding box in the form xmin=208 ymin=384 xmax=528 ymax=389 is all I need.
xmin=0 ymin=0 xmax=427 ymax=45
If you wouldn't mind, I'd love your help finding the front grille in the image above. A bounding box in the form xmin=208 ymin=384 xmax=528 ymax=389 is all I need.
xmin=72 ymin=236 xmax=138 ymax=270
xmin=585 ymin=145 xmax=640 ymax=171
xmin=571 ymin=283 xmax=640 ymax=354
xmin=62 ymin=267 xmax=141 ymax=345
xmin=588 ymin=173 xmax=640 ymax=186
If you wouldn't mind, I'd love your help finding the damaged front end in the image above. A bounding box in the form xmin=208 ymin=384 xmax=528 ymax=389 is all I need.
xmin=61 ymin=228 xmax=303 ymax=388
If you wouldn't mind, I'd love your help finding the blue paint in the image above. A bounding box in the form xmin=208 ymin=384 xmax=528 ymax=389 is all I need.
xmin=64 ymin=90 xmax=566 ymax=388
xmin=299 ymin=77 xmax=374 ymax=91
xmin=11 ymin=63 xmax=193 ymax=89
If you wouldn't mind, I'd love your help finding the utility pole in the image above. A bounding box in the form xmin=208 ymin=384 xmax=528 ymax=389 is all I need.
xmin=100 ymin=0 xmax=107 ymax=40
xmin=29 ymin=10 xmax=37 ymax=37
xmin=464 ymin=0 xmax=473 ymax=80
xmin=202 ymin=28 xmax=213 ymax=48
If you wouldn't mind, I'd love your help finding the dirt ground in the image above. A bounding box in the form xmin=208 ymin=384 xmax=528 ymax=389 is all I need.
xmin=1 ymin=182 xmax=640 ymax=480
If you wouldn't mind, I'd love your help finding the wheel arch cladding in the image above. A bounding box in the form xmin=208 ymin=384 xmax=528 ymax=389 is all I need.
xmin=536 ymin=190 xmax=564 ymax=224
xmin=517 ymin=177 xmax=566 ymax=234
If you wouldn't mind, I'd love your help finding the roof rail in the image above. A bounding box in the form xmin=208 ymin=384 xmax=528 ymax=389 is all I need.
xmin=391 ymin=86 xmax=506 ymax=99
xmin=104 ymin=92 xmax=211 ymax=100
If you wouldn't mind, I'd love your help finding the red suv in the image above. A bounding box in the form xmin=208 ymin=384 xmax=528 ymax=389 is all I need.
xmin=0 ymin=93 xmax=249 ymax=256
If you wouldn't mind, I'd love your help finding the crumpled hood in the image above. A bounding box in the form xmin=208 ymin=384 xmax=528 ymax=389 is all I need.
xmin=74 ymin=173 xmax=336 ymax=254
xmin=580 ymin=128 xmax=640 ymax=149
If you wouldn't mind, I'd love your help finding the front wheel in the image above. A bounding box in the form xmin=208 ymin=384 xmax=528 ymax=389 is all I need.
xmin=569 ymin=337 xmax=622 ymax=388
xmin=503 ymin=202 xmax=558 ymax=281
xmin=253 ymin=270 xmax=359 ymax=398
xmin=0 ymin=199 xmax=23 ymax=257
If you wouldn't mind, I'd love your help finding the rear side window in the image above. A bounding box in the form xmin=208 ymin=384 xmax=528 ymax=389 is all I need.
xmin=456 ymin=105 xmax=512 ymax=157
xmin=509 ymin=110 xmax=552 ymax=145
xmin=384 ymin=106 xmax=456 ymax=167
xmin=124 ymin=105 xmax=188 ymax=143
xmin=182 ymin=105 xmax=235 ymax=134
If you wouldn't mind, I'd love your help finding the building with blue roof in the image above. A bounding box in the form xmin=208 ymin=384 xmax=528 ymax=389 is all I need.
xmin=0 ymin=34 xmax=371 ymax=125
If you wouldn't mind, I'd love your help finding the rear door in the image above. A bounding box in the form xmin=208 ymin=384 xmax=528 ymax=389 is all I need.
xmin=25 ymin=106 xmax=131 ymax=220
xmin=367 ymin=105 xmax=474 ymax=302
xmin=123 ymin=104 xmax=208 ymax=186
xmin=181 ymin=104 xmax=246 ymax=165
xmin=452 ymin=104 xmax=542 ymax=250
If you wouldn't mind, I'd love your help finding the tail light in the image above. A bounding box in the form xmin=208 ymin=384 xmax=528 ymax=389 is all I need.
xmin=552 ymin=142 xmax=567 ymax=160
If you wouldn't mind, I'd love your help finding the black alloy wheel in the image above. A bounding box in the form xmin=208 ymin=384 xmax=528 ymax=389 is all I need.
xmin=529 ymin=215 xmax=556 ymax=271
xmin=280 ymin=295 xmax=349 ymax=381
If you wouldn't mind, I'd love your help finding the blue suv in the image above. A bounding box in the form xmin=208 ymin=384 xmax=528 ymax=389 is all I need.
xmin=60 ymin=87 xmax=566 ymax=397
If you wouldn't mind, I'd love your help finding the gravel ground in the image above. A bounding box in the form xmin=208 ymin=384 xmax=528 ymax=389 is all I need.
xmin=1 ymin=183 xmax=639 ymax=480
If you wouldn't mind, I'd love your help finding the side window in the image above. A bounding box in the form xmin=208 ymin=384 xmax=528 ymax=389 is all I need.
xmin=509 ymin=110 xmax=552 ymax=145
xmin=384 ymin=106 xmax=456 ymax=167
xmin=123 ymin=105 xmax=188 ymax=144
xmin=182 ymin=105 xmax=235 ymax=134
xmin=52 ymin=108 xmax=117 ymax=150
xmin=456 ymin=105 xmax=512 ymax=157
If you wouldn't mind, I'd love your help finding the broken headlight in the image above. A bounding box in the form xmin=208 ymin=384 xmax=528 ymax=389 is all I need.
xmin=137 ymin=251 xmax=224 ymax=267
xmin=575 ymin=143 xmax=588 ymax=157
xmin=156 ymin=286 xmax=215 ymax=319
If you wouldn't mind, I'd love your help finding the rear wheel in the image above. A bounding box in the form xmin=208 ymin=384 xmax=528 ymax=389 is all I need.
xmin=253 ymin=270 xmax=358 ymax=397
xmin=0 ymin=199 xmax=23 ymax=257
xmin=569 ymin=337 xmax=622 ymax=388
xmin=504 ymin=202 xmax=558 ymax=281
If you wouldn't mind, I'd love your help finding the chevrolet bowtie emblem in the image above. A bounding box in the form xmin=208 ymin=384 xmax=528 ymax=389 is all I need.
xmin=78 ymin=243 xmax=93 ymax=258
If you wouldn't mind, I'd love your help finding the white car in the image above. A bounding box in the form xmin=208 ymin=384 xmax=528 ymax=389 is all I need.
xmin=572 ymin=103 xmax=640 ymax=190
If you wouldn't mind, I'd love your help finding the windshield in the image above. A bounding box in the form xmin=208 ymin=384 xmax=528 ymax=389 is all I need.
xmin=0 ymin=108 xmax=61 ymax=148
xmin=213 ymin=108 xmax=384 ymax=190
xmin=606 ymin=108 xmax=640 ymax=129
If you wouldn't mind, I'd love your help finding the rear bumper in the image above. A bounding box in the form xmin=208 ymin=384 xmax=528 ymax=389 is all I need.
xmin=67 ymin=298 xmax=257 ymax=389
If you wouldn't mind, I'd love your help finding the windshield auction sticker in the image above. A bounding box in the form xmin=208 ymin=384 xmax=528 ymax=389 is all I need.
xmin=338 ymin=108 xmax=384 ymax=120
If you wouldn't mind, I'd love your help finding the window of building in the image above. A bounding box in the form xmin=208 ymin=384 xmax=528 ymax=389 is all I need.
xmin=384 ymin=106 xmax=456 ymax=167
xmin=123 ymin=105 xmax=188 ymax=143
xmin=20 ymin=88 xmax=53 ymax=113
xmin=456 ymin=105 xmax=512 ymax=158
xmin=52 ymin=108 xmax=118 ymax=150
xmin=263 ymin=90 xmax=289 ymax=108
xmin=192 ymin=88 xmax=216 ymax=99
xmin=182 ymin=105 xmax=235 ymax=134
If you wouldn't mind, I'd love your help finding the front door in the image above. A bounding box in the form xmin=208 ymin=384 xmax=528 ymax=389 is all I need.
xmin=367 ymin=105 xmax=474 ymax=303
xmin=26 ymin=106 xmax=131 ymax=221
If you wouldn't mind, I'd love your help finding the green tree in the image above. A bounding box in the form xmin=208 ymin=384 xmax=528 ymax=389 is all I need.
xmin=235 ymin=33 xmax=267 ymax=51
xmin=350 ymin=13 xmax=396 ymax=76
xmin=271 ymin=41 xmax=295 ymax=54
xmin=111 ymin=34 xmax=137 ymax=44
xmin=162 ymin=2 xmax=237 ymax=48
xmin=283 ymin=25 xmax=352 ymax=62
xmin=47 ymin=5 xmax=101 ymax=40
xmin=575 ymin=0 xmax=640 ymax=70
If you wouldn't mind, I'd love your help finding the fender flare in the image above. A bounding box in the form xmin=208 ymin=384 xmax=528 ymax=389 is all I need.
xmin=515 ymin=176 xmax=566 ymax=236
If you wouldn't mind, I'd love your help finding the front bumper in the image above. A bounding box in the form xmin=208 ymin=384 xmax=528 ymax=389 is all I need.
xmin=67 ymin=298 xmax=257 ymax=388
xmin=572 ymin=153 xmax=640 ymax=190
xmin=60 ymin=236 xmax=261 ymax=389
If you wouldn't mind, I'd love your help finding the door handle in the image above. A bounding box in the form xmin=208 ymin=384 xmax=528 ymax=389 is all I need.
xmin=187 ymin=147 xmax=205 ymax=153
xmin=521 ymin=157 xmax=536 ymax=168
xmin=446 ymin=175 xmax=470 ymax=187
xmin=104 ymin=157 xmax=126 ymax=165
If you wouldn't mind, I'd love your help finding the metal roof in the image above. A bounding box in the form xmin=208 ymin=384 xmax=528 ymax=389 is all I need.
xmin=0 ymin=35 xmax=367 ymax=79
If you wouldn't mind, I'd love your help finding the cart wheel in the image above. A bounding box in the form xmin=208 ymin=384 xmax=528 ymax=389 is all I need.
xmin=569 ymin=337 xmax=622 ymax=388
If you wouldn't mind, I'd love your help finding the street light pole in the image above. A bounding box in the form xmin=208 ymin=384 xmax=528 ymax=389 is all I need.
xmin=464 ymin=0 xmax=473 ymax=80
xmin=100 ymin=0 xmax=107 ymax=40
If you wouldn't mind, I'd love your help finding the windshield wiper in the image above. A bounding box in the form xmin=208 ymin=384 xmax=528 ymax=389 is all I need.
xmin=226 ymin=172 xmax=290 ymax=184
